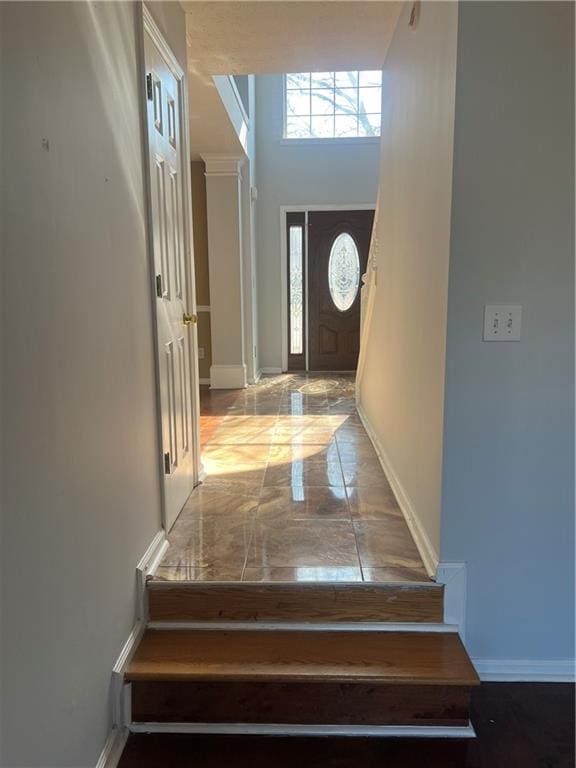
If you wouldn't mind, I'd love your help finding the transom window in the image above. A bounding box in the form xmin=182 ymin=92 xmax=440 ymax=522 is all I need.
xmin=284 ymin=71 xmax=382 ymax=140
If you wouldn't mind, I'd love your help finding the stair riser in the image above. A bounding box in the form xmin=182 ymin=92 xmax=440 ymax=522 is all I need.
xmin=148 ymin=583 xmax=444 ymax=623
xmin=131 ymin=681 xmax=471 ymax=727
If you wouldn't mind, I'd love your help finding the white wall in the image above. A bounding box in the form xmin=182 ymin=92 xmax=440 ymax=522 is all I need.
xmin=255 ymin=74 xmax=380 ymax=370
xmin=356 ymin=2 xmax=459 ymax=564
xmin=0 ymin=1 xmax=186 ymax=764
xmin=442 ymin=1 xmax=574 ymax=668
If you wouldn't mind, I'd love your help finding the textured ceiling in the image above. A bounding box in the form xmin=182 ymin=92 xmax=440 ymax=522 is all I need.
xmin=183 ymin=1 xmax=402 ymax=75
xmin=188 ymin=71 xmax=245 ymax=158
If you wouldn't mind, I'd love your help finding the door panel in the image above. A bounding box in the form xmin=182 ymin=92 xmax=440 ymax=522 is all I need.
xmin=145 ymin=33 xmax=195 ymax=531
xmin=308 ymin=210 xmax=374 ymax=371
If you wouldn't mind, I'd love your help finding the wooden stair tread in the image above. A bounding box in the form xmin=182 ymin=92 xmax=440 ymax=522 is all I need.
xmin=127 ymin=630 xmax=480 ymax=686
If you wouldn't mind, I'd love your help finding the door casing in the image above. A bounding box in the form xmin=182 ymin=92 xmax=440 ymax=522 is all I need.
xmin=280 ymin=204 xmax=376 ymax=373
xmin=139 ymin=5 xmax=201 ymax=532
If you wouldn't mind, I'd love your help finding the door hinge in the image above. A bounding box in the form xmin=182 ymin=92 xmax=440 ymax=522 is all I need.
xmin=156 ymin=273 xmax=163 ymax=297
xmin=146 ymin=73 xmax=154 ymax=101
xmin=164 ymin=452 xmax=171 ymax=474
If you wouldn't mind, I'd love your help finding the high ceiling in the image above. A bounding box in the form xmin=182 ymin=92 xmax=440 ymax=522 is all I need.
xmin=182 ymin=1 xmax=402 ymax=75
xmin=184 ymin=1 xmax=402 ymax=158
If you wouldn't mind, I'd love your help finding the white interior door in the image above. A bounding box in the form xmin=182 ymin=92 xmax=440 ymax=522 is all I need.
xmin=144 ymin=25 xmax=197 ymax=531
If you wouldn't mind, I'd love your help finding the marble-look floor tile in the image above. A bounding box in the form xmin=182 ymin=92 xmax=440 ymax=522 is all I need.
xmin=354 ymin=519 xmax=424 ymax=569
xmin=278 ymin=404 xmax=331 ymax=414
xmin=152 ymin=565 xmax=244 ymax=582
xmin=362 ymin=565 xmax=429 ymax=583
xmin=203 ymin=459 xmax=267 ymax=476
xmin=243 ymin=566 xmax=363 ymax=582
xmin=180 ymin=374 xmax=431 ymax=584
xmin=346 ymin=485 xmax=402 ymax=520
xmin=223 ymin=406 xmax=280 ymax=416
xmin=257 ymin=486 xmax=349 ymax=520
xmin=333 ymin=426 xmax=370 ymax=443
xmin=180 ymin=487 xmax=260 ymax=518
xmin=247 ymin=520 xmax=358 ymax=567
xmin=221 ymin=415 xmax=278 ymax=428
xmin=263 ymin=463 xmax=345 ymax=488
xmin=268 ymin=442 xmax=340 ymax=466
xmin=208 ymin=427 xmax=277 ymax=445
xmin=275 ymin=415 xmax=331 ymax=427
xmin=162 ymin=515 xmax=254 ymax=568
xmin=336 ymin=441 xmax=379 ymax=463
xmin=202 ymin=444 xmax=271 ymax=464
xmin=272 ymin=429 xmax=336 ymax=445
xmin=341 ymin=461 xmax=388 ymax=486
xmin=332 ymin=413 xmax=363 ymax=426
xmin=200 ymin=465 xmax=267 ymax=491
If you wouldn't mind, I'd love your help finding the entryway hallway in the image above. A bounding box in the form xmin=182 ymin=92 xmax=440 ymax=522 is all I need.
xmin=153 ymin=375 xmax=430 ymax=584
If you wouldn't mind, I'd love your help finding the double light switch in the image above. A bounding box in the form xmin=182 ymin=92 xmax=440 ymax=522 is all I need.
xmin=483 ymin=305 xmax=522 ymax=341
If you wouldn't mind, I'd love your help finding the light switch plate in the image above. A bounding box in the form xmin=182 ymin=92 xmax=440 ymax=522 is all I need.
xmin=198 ymin=347 xmax=205 ymax=359
xmin=483 ymin=305 xmax=522 ymax=341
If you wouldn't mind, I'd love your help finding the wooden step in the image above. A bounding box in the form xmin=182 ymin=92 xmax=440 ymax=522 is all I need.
xmin=118 ymin=733 xmax=472 ymax=767
xmin=147 ymin=581 xmax=444 ymax=623
xmin=127 ymin=629 xmax=477 ymax=684
xmin=126 ymin=629 xmax=479 ymax=729
xmin=130 ymin=680 xmax=473 ymax=726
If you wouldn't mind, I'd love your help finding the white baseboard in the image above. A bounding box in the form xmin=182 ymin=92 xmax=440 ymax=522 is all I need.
xmin=94 ymin=727 xmax=128 ymax=768
xmin=356 ymin=403 xmax=439 ymax=577
xmin=136 ymin=529 xmax=168 ymax=620
xmin=436 ymin=562 xmax=467 ymax=640
xmin=109 ymin=531 xmax=168 ymax=730
xmin=210 ymin=364 xmax=247 ymax=389
xmin=260 ymin=366 xmax=283 ymax=374
xmin=111 ymin=620 xmax=144 ymax=728
xmin=199 ymin=377 xmax=211 ymax=385
xmin=472 ymin=658 xmax=575 ymax=682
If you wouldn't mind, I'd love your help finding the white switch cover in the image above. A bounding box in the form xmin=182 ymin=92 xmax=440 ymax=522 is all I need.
xmin=483 ymin=305 xmax=522 ymax=341
xmin=198 ymin=347 xmax=205 ymax=359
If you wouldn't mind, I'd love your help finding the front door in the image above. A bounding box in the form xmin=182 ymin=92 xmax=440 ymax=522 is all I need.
xmin=144 ymin=27 xmax=196 ymax=530
xmin=307 ymin=210 xmax=374 ymax=371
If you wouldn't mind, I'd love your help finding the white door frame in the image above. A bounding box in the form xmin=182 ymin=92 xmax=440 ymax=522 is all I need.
xmin=139 ymin=5 xmax=201 ymax=531
xmin=279 ymin=204 xmax=377 ymax=373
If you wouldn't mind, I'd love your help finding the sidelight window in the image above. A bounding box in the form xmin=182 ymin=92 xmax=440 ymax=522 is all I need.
xmin=289 ymin=225 xmax=304 ymax=355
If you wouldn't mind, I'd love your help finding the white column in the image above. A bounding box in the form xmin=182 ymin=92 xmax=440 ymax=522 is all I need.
xmin=241 ymin=160 xmax=259 ymax=384
xmin=202 ymin=154 xmax=247 ymax=389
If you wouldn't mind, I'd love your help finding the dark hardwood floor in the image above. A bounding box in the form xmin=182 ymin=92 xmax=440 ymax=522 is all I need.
xmin=119 ymin=683 xmax=575 ymax=767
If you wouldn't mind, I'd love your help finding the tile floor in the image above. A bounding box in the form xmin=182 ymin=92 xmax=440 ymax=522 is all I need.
xmin=154 ymin=374 xmax=430 ymax=584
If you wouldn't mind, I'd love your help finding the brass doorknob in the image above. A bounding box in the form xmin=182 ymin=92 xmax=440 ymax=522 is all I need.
xmin=183 ymin=312 xmax=197 ymax=325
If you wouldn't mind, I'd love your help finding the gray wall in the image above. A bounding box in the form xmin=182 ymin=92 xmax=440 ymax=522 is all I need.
xmin=254 ymin=74 xmax=380 ymax=370
xmin=442 ymin=1 xmax=574 ymax=664
xmin=0 ymin=1 xmax=186 ymax=764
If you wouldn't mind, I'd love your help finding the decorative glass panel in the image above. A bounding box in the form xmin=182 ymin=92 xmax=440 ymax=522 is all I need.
xmin=328 ymin=233 xmax=360 ymax=312
xmin=289 ymin=225 xmax=304 ymax=354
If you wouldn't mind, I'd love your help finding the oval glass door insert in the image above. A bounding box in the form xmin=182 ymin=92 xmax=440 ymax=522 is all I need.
xmin=328 ymin=232 xmax=360 ymax=311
